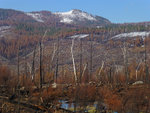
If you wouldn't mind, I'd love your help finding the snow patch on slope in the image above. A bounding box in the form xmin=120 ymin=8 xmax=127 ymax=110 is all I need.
xmin=54 ymin=10 xmax=96 ymax=24
xmin=26 ymin=13 xmax=44 ymax=22
xmin=68 ymin=34 xmax=89 ymax=39
xmin=111 ymin=31 xmax=150 ymax=40
xmin=0 ymin=26 xmax=11 ymax=37
xmin=0 ymin=26 xmax=11 ymax=31
xmin=61 ymin=18 xmax=73 ymax=24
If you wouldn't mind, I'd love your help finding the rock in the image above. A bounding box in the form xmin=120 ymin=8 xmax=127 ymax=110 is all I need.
xmin=132 ymin=81 xmax=144 ymax=85
xmin=52 ymin=83 xmax=57 ymax=88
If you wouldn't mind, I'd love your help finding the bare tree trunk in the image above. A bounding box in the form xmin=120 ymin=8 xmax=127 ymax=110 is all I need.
xmin=17 ymin=47 xmax=20 ymax=86
xmin=90 ymin=34 xmax=93 ymax=81
xmin=39 ymin=41 xmax=43 ymax=88
xmin=98 ymin=61 xmax=104 ymax=80
xmin=17 ymin=46 xmax=20 ymax=113
xmin=49 ymin=43 xmax=57 ymax=73
xmin=31 ymin=46 xmax=36 ymax=81
xmin=24 ymin=47 xmax=27 ymax=86
xmin=55 ymin=37 xmax=60 ymax=83
xmin=51 ymin=43 xmax=57 ymax=63
xmin=113 ymin=61 xmax=120 ymax=85
xmin=144 ymin=36 xmax=149 ymax=83
xmin=71 ymin=39 xmax=77 ymax=83
xmin=120 ymin=42 xmax=128 ymax=84
xmin=109 ymin=67 xmax=112 ymax=84
xmin=39 ymin=30 xmax=47 ymax=88
xmin=42 ymin=32 xmax=47 ymax=85
xmin=80 ymin=38 xmax=83 ymax=83
xmin=82 ymin=63 xmax=87 ymax=78
xmin=136 ymin=61 xmax=142 ymax=80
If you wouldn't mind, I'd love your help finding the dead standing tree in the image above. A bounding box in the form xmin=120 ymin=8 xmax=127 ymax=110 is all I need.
xmin=39 ymin=41 xmax=43 ymax=88
xmin=79 ymin=38 xmax=83 ymax=83
xmin=31 ymin=45 xmax=36 ymax=81
xmin=71 ymin=38 xmax=77 ymax=84
xmin=78 ymin=34 xmax=89 ymax=83
xmin=17 ymin=47 xmax=20 ymax=86
xmin=49 ymin=43 xmax=57 ymax=73
xmin=144 ymin=36 xmax=149 ymax=83
xmin=23 ymin=47 xmax=28 ymax=86
xmin=81 ymin=63 xmax=87 ymax=79
xmin=89 ymin=34 xmax=93 ymax=81
xmin=97 ymin=51 xmax=108 ymax=84
xmin=97 ymin=60 xmax=104 ymax=82
xmin=17 ymin=45 xmax=20 ymax=113
xmin=39 ymin=30 xmax=47 ymax=88
xmin=55 ymin=36 xmax=60 ymax=83
xmin=120 ymin=41 xmax=129 ymax=84
xmin=136 ymin=60 xmax=142 ymax=80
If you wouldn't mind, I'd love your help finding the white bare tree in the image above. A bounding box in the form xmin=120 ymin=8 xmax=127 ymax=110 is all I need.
xmin=136 ymin=61 xmax=142 ymax=80
xmin=51 ymin=43 xmax=57 ymax=64
xmin=120 ymin=42 xmax=128 ymax=83
xmin=97 ymin=51 xmax=108 ymax=80
xmin=71 ymin=39 xmax=77 ymax=83
xmin=98 ymin=60 xmax=105 ymax=78
xmin=81 ymin=63 xmax=87 ymax=78
xmin=49 ymin=43 xmax=57 ymax=72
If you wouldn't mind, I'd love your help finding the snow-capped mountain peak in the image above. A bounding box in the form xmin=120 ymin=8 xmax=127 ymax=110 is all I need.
xmin=24 ymin=9 xmax=110 ymax=26
xmin=54 ymin=9 xmax=97 ymax=24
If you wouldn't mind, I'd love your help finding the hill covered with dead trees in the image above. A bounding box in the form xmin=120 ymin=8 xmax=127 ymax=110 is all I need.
xmin=1 ymin=8 xmax=150 ymax=113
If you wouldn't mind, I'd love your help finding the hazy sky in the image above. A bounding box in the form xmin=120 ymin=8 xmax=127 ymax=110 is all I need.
xmin=0 ymin=0 xmax=150 ymax=23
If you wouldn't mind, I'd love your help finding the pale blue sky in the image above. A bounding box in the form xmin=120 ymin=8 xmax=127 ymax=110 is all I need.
xmin=0 ymin=0 xmax=150 ymax=23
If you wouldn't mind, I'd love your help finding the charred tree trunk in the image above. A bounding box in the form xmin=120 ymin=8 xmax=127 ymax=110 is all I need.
xmin=125 ymin=55 xmax=128 ymax=84
xmin=144 ymin=37 xmax=149 ymax=83
xmin=109 ymin=67 xmax=112 ymax=84
xmin=39 ymin=30 xmax=47 ymax=88
xmin=17 ymin=47 xmax=20 ymax=86
xmin=55 ymin=37 xmax=60 ymax=83
xmin=39 ymin=41 xmax=43 ymax=88
xmin=80 ymin=38 xmax=83 ymax=83
xmin=24 ymin=47 xmax=28 ymax=86
xmin=17 ymin=46 xmax=20 ymax=113
xmin=31 ymin=46 xmax=36 ymax=81
xmin=90 ymin=34 xmax=93 ymax=81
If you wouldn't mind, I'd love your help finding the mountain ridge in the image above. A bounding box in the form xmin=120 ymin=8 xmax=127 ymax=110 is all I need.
xmin=0 ymin=8 xmax=111 ymax=27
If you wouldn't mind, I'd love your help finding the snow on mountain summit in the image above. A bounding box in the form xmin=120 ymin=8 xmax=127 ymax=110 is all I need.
xmin=54 ymin=9 xmax=97 ymax=24
xmin=24 ymin=9 xmax=110 ymax=26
